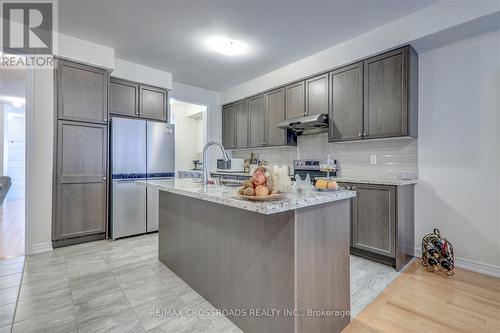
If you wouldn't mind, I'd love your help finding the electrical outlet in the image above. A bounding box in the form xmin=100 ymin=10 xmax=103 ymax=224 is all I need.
xmin=370 ymin=155 xmax=377 ymax=165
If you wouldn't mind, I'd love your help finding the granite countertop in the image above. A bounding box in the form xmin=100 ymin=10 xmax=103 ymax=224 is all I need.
xmin=210 ymin=171 xmax=252 ymax=177
xmin=137 ymin=178 xmax=356 ymax=215
xmin=329 ymin=176 xmax=418 ymax=186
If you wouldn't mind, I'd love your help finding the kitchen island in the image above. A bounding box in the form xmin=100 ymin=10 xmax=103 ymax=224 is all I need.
xmin=138 ymin=179 xmax=356 ymax=333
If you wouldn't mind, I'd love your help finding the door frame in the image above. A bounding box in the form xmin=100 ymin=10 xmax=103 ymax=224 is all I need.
xmin=168 ymin=97 xmax=208 ymax=171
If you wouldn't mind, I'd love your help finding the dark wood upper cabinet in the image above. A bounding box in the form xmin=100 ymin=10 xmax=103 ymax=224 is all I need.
xmin=110 ymin=77 xmax=169 ymax=122
xmin=364 ymin=46 xmax=417 ymax=139
xmin=223 ymin=45 xmax=418 ymax=147
xmin=54 ymin=121 xmax=107 ymax=241
xmin=248 ymin=95 xmax=266 ymax=147
xmin=351 ymin=184 xmax=396 ymax=258
xmin=235 ymin=100 xmax=249 ymax=149
xmin=305 ymin=74 xmax=328 ymax=116
xmin=140 ymin=85 xmax=167 ymax=121
xmin=329 ymin=62 xmax=364 ymax=142
xmin=57 ymin=60 xmax=108 ymax=124
xmin=109 ymin=78 xmax=139 ymax=117
xmin=222 ymin=104 xmax=236 ymax=149
xmin=265 ymin=88 xmax=286 ymax=146
xmin=285 ymin=81 xmax=305 ymax=119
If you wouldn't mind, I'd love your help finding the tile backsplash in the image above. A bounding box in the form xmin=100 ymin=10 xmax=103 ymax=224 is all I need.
xmin=231 ymin=133 xmax=418 ymax=181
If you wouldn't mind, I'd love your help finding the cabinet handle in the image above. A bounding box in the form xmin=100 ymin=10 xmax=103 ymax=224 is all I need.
xmin=102 ymin=176 xmax=107 ymax=181
xmin=363 ymin=132 xmax=367 ymax=137
xmin=357 ymin=133 xmax=362 ymax=137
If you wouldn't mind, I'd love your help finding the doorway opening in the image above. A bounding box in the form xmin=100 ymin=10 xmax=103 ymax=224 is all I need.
xmin=169 ymin=99 xmax=207 ymax=176
xmin=0 ymin=68 xmax=26 ymax=259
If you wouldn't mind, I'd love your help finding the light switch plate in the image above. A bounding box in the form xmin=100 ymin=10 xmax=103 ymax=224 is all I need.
xmin=370 ymin=155 xmax=377 ymax=165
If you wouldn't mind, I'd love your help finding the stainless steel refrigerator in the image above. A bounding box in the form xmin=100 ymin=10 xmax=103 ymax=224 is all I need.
xmin=111 ymin=117 xmax=174 ymax=239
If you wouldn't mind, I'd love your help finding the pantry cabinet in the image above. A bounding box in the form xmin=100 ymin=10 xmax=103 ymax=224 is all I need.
xmin=57 ymin=60 xmax=108 ymax=124
xmin=53 ymin=59 xmax=109 ymax=247
xmin=54 ymin=121 xmax=107 ymax=242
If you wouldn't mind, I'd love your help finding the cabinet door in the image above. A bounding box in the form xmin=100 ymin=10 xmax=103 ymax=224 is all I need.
xmin=248 ymin=95 xmax=266 ymax=147
xmin=140 ymin=85 xmax=167 ymax=121
xmin=285 ymin=81 xmax=305 ymax=119
xmin=222 ymin=105 xmax=236 ymax=149
xmin=54 ymin=121 xmax=107 ymax=240
xmin=57 ymin=60 xmax=108 ymax=124
xmin=234 ymin=100 xmax=249 ymax=149
xmin=329 ymin=62 xmax=364 ymax=142
xmin=352 ymin=184 xmax=396 ymax=257
xmin=364 ymin=47 xmax=408 ymax=138
xmin=265 ymin=88 xmax=286 ymax=146
xmin=305 ymin=74 xmax=328 ymax=115
xmin=109 ymin=78 xmax=139 ymax=117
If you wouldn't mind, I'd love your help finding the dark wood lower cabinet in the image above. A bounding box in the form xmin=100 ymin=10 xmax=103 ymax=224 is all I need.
xmin=53 ymin=121 xmax=107 ymax=247
xmin=341 ymin=182 xmax=415 ymax=271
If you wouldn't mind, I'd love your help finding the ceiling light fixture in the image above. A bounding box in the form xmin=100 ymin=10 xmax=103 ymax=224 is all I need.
xmin=0 ymin=95 xmax=25 ymax=108
xmin=207 ymin=36 xmax=247 ymax=56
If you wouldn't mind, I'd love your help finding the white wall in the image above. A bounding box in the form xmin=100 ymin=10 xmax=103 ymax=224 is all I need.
xmin=25 ymin=68 xmax=53 ymax=254
xmin=56 ymin=33 xmax=115 ymax=70
xmin=416 ymin=30 xmax=500 ymax=276
xmin=170 ymin=81 xmax=221 ymax=170
xmin=171 ymin=102 xmax=204 ymax=171
xmin=221 ymin=0 xmax=500 ymax=103
xmin=112 ymin=58 xmax=172 ymax=89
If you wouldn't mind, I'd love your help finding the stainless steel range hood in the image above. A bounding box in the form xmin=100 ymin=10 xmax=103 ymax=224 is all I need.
xmin=276 ymin=113 xmax=329 ymax=135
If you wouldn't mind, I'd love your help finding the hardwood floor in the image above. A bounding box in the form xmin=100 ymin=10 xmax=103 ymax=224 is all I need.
xmin=343 ymin=260 xmax=500 ymax=333
xmin=0 ymin=199 xmax=25 ymax=259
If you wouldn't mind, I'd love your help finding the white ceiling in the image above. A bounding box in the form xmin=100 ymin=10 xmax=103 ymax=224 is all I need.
xmin=59 ymin=0 xmax=438 ymax=91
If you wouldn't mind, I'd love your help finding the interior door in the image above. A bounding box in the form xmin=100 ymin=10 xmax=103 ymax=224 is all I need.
xmin=54 ymin=121 xmax=107 ymax=240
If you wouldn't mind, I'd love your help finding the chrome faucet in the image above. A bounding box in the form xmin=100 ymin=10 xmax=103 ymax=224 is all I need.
xmin=202 ymin=141 xmax=229 ymax=184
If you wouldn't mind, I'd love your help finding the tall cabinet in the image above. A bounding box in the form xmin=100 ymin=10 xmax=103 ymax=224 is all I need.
xmin=53 ymin=59 xmax=109 ymax=247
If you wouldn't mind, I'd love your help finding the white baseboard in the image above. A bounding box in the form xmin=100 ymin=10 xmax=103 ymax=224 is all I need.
xmin=415 ymin=248 xmax=500 ymax=278
xmin=29 ymin=242 xmax=53 ymax=255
